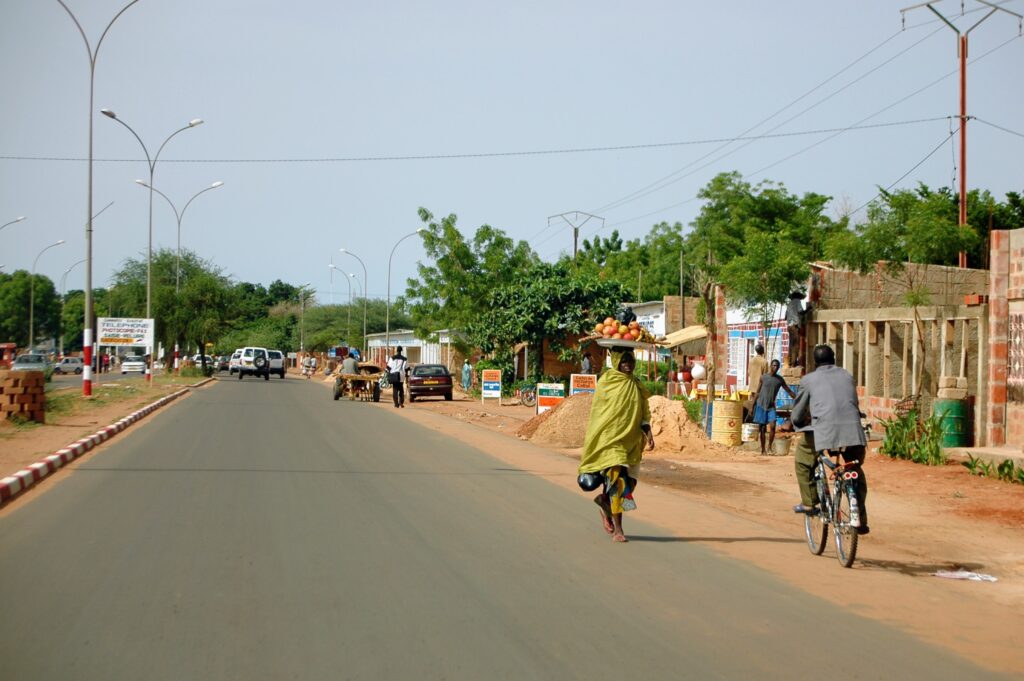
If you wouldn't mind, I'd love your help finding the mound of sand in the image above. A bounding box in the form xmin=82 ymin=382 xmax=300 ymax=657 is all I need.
xmin=517 ymin=392 xmax=723 ymax=453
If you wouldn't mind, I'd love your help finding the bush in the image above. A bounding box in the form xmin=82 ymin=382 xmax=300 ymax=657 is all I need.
xmin=672 ymin=395 xmax=703 ymax=423
xmin=879 ymin=410 xmax=946 ymax=466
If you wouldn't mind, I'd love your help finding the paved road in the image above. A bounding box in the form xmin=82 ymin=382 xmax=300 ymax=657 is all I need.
xmin=0 ymin=377 xmax=1008 ymax=680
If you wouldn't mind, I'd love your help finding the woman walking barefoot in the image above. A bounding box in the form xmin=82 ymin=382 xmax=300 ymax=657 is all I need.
xmin=578 ymin=349 xmax=655 ymax=543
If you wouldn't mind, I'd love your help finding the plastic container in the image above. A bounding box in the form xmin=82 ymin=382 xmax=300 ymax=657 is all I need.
xmin=741 ymin=422 xmax=759 ymax=442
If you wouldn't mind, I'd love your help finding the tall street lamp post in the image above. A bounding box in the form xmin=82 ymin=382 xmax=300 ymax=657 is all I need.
xmin=101 ymin=108 xmax=203 ymax=381
xmin=329 ymin=264 xmax=352 ymax=342
xmin=385 ymin=229 xmax=424 ymax=355
xmin=29 ymin=240 xmax=66 ymax=350
xmin=298 ymin=283 xmax=312 ymax=353
xmin=57 ymin=0 xmax=140 ymax=397
xmin=339 ymin=248 xmax=368 ymax=356
xmin=1 ymin=216 xmax=25 ymax=233
xmin=59 ymin=258 xmax=87 ymax=359
xmin=135 ymin=180 xmax=223 ymax=370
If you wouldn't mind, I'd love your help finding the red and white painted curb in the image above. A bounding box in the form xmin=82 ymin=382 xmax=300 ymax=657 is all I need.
xmin=0 ymin=378 xmax=213 ymax=505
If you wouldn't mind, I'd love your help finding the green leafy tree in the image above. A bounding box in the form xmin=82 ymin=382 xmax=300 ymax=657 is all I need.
xmin=467 ymin=262 xmax=626 ymax=379
xmin=405 ymin=208 xmax=537 ymax=345
xmin=0 ymin=270 xmax=60 ymax=348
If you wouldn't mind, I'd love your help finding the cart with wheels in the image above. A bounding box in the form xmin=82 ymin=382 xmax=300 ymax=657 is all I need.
xmin=333 ymin=362 xmax=384 ymax=402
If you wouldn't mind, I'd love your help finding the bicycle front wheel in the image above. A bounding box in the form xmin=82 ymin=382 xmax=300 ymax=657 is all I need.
xmin=521 ymin=390 xmax=537 ymax=408
xmin=833 ymin=485 xmax=859 ymax=568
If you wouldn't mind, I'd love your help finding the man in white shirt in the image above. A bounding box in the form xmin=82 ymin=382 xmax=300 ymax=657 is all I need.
xmin=386 ymin=346 xmax=409 ymax=408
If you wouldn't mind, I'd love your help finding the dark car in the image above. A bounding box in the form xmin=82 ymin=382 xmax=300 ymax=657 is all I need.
xmin=407 ymin=363 xmax=453 ymax=402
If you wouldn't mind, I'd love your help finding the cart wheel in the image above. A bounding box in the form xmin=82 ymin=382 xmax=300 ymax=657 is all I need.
xmin=372 ymin=383 xmax=381 ymax=402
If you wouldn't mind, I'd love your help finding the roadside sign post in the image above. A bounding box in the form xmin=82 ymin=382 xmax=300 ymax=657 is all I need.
xmin=536 ymin=382 xmax=565 ymax=414
xmin=481 ymin=369 xmax=502 ymax=405
xmin=569 ymin=373 xmax=597 ymax=396
xmin=98 ymin=318 xmax=155 ymax=384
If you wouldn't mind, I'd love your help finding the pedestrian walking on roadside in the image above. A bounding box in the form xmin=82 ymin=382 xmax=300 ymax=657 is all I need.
xmin=752 ymin=359 xmax=795 ymax=455
xmin=387 ymin=346 xmax=409 ymax=408
xmin=461 ymin=359 xmax=472 ymax=392
xmin=578 ymin=348 xmax=655 ymax=543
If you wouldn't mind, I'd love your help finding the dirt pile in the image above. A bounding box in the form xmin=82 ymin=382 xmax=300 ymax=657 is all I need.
xmin=518 ymin=393 xmax=592 ymax=446
xmin=517 ymin=392 xmax=724 ymax=453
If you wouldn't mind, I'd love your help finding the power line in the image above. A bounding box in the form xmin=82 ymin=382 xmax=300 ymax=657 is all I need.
xmin=975 ymin=117 xmax=1024 ymax=139
xmin=848 ymin=127 xmax=960 ymax=217
xmin=0 ymin=117 xmax=953 ymax=166
xmin=590 ymin=26 xmax=945 ymax=216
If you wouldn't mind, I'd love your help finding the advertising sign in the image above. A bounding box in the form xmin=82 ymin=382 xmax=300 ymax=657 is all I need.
xmin=569 ymin=373 xmax=597 ymax=396
xmin=537 ymin=382 xmax=566 ymax=414
xmin=481 ymin=369 xmax=502 ymax=402
xmin=97 ymin=318 xmax=154 ymax=348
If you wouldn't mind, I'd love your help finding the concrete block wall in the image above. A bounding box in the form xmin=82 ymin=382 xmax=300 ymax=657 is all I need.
xmin=663 ymin=296 xmax=702 ymax=334
xmin=812 ymin=262 xmax=988 ymax=311
xmin=0 ymin=370 xmax=46 ymax=423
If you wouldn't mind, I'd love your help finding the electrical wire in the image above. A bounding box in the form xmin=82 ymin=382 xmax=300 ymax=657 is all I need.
xmin=0 ymin=118 xmax=953 ymax=166
xmin=848 ymin=127 xmax=960 ymax=217
xmin=975 ymin=117 xmax=1024 ymax=139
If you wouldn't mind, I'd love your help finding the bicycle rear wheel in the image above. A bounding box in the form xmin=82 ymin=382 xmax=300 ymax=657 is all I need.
xmin=833 ymin=485 xmax=859 ymax=568
xmin=521 ymin=389 xmax=537 ymax=408
xmin=804 ymin=468 xmax=828 ymax=555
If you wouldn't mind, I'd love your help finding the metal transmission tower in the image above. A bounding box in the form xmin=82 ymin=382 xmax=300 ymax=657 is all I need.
xmin=547 ymin=211 xmax=604 ymax=260
xmin=901 ymin=0 xmax=1023 ymax=267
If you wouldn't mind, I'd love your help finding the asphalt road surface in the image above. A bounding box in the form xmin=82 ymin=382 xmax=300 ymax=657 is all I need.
xmin=0 ymin=377 xmax=1008 ymax=680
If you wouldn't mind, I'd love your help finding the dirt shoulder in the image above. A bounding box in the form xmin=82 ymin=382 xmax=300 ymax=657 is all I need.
xmin=374 ymin=385 xmax=1024 ymax=674
xmin=0 ymin=378 xmax=201 ymax=479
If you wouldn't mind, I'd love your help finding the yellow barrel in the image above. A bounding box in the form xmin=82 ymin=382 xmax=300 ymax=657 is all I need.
xmin=711 ymin=398 xmax=743 ymax=446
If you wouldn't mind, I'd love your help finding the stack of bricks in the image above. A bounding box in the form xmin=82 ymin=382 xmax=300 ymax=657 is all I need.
xmin=0 ymin=370 xmax=46 ymax=423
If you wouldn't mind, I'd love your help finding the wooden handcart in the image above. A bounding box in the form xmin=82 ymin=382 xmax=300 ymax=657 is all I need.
xmin=333 ymin=362 xmax=385 ymax=402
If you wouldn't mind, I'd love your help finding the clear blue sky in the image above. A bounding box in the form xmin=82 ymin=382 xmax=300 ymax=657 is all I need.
xmin=2 ymin=1 xmax=1021 ymax=304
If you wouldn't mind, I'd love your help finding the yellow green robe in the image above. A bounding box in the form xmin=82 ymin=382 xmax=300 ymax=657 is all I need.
xmin=578 ymin=351 xmax=651 ymax=511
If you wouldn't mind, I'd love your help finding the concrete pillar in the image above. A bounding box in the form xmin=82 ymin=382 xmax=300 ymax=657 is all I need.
xmin=987 ymin=230 xmax=1010 ymax=446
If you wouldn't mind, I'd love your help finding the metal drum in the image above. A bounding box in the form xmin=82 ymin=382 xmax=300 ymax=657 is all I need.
xmin=933 ymin=398 xmax=969 ymax=447
xmin=711 ymin=398 xmax=743 ymax=446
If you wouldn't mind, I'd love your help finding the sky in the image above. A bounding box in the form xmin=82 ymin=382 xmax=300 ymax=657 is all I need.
xmin=1 ymin=0 xmax=1022 ymax=306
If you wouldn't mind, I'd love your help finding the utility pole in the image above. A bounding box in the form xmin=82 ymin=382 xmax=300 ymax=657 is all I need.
xmin=901 ymin=0 xmax=1023 ymax=267
xmin=547 ymin=211 xmax=604 ymax=260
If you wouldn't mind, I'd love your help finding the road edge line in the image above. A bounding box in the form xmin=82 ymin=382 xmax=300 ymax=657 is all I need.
xmin=0 ymin=378 xmax=214 ymax=505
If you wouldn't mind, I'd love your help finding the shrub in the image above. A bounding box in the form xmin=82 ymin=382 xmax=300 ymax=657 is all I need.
xmin=879 ymin=410 xmax=946 ymax=466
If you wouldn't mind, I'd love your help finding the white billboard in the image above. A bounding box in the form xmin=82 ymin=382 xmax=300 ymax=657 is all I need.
xmin=98 ymin=317 xmax=155 ymax=348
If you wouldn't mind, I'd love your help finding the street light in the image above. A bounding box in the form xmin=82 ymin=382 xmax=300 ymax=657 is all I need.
xmin=339 ymin=248 xmax=368 ymax=356
xmin=29 ymin=240 xmax=66 ymax=350
xmin=58 ymin=258 xmax=87 ymax=359
xmin=1 ymin=216 xmax=25 ymax=233
xmin=102 ymin=108 xmax=203 ymax=381
xmin=298 ymin=282 xmax=312 ymax=352
xmin=56 ymin=0 xmax=140 ymax=396
xmin=134 ymin=180 xmax=223 ymax=293
xmin=328 ymin=263 xmax=352 ymax=342
xmin=385 ymin=229 xmax=425 ymax=355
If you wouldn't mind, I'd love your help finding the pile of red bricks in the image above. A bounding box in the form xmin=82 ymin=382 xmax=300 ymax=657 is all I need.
xmin=0 ymin=370 xmax=46 ymax=423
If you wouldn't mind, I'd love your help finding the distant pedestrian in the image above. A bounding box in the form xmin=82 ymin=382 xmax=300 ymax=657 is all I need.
xmin=581 ymin=352 xmax=593 ymax=375
xmin=387 ymin=346 xmax=409 ymax=408
xmin=461 ymin=359 xmax=472 ymax=392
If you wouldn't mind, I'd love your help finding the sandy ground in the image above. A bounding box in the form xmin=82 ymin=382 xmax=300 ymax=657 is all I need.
xmin=388 ymin=385 xmax=1024 ymax=675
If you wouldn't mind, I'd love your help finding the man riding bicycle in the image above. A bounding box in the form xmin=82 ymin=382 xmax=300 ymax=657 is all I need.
xmin=789 ymin=344 xmax=870 ymax=535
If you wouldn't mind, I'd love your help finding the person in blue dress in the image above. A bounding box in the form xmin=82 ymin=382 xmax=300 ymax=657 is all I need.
xmin=461 ymin=359 xmax=472 ymax=392
xmin=753 ymin=359 xmax=796 ymax=455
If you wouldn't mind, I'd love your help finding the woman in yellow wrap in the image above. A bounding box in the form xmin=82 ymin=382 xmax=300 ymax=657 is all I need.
xmin=578 ymin=349 xmax=655 ymax=543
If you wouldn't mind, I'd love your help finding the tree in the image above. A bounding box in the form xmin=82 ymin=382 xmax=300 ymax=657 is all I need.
xmin=467 ymin=262 xmax=626 ymax=379
xmin=405 ymin=208 xmax=537 ymax=345
xmin=825 ymin=184 xmax=982 ymax=396
xmin=0 ymin=270 xmax=60 ymax=348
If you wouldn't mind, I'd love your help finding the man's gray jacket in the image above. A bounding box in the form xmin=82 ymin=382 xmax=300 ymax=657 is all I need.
xmin=791 ymin=364 xmax=866 ymax=451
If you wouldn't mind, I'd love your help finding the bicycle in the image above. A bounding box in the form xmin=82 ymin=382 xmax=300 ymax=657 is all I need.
xmin=518 ymin=384 xmax=537 ymax=408
xmin=804 ymin=449 xmax=863 ymax=568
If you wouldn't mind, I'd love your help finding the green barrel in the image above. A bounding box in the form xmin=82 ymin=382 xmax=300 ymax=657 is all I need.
xmin=932 ymin=398 xmax=969 ymax=448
